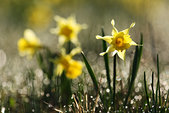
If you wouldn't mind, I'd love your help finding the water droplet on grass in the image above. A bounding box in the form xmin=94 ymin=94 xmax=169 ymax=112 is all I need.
xmin=106 ymin=88 xmax=110 ymax=93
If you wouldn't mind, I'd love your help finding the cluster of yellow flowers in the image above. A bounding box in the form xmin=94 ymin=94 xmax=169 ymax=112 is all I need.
xmin=17 ymin=15 xmax=137 ymax=79
xmin=18 ymin=15 xmax=86 ymax=79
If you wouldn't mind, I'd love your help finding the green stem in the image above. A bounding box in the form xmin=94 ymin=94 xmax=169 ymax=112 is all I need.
xmin=101 ymin=28 xmax=113 ymax=99
xmin=165 ymin=90 xmax=169 ymax=107
xmin=144 ymin=72 xmax=151 ymax=110
xmin=152 ymin=72 xmax=156 ymax=113
xmin=123 ymin=33 xmax=143 ymax=106
xmin=67 ymin=41 xmax=71 ymax=54
xmin=157 ymin=54 xmax=161 ymax=106
xmin=113 ymin=54 xmax=117 ymax=110
xmin=61 ymin=73 xmax=72 ymax=105
xmin=81 ymin=52 xmax=107 ymax=110
xmin=81 ymin=52 xmax=99 ymax=92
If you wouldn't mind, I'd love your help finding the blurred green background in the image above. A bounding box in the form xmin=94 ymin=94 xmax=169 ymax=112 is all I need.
xmin=0 ymin=0 xmax=169 ymax=101
xmin=1 ymin=0 xmax=169 ymax=62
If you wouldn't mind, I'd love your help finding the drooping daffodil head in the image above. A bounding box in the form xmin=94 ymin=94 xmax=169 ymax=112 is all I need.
xmin=54 ymin=47 xmax=83 ymax=79
xmin=50 ymin=15 xmax=87 ymax=46
xmin=17 ymin=29 xmax=42 ymax=59
xmin=96 ymin=19 xmax=137 ymax=60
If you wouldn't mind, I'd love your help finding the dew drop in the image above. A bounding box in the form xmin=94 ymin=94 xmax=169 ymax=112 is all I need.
xmin=106 ymin=88 xmax=110 ymax=93
xmin=46 ymin=93 xmax=50 ymax=97
xmin=48 ymin=104 xmax=52 ymax=108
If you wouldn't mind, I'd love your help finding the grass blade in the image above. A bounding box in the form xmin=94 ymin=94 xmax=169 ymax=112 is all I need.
xmin=81 ymin=51 xmax=99 ymax=92
xmin=156 ymin=54 xmax=161 ymax=106
xmin=144 ymin=72 xmax=151 ymax=110
xmin=113 ymin=54 xmax=117 ymax=110
xmin=101 ymin=28 xmax=113 ymax=98
xmin=165 ymin=90 xmax=169 ymax=107
xmin=81 ymin=51 xmax=108 ymax=111
xmin=61 ymin=73 xmax=72 ymax=105
xmin=152 ymin=72 xmax=156 ymax=113
xmin=124 ymin=33 xmax=143 ymax=106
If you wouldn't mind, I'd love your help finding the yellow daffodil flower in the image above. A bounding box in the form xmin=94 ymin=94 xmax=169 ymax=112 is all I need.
xmin=17 ymin=29 xmax=42 ymax=58
xmin=54 ymin=47 xmax=83 ymax=79
xmin=96 ymin=19 xmax=137 ymax=60
xmin=51 ymin=15 xmax=87 ymax=46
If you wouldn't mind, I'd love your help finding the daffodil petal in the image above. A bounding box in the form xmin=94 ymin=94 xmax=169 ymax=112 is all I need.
xmin=24 ymin=29 xmax=36 ymax=39
xmin=111 ymin=19 xmax=118 ymax=35
xmin=70 ymin=47 xmax=81 ymax=57
xmin=111 ymin=19 xmax=115 ymax=26
xmin=67 ymin=15 xmax=76 ymax=23
xmin=112 ymin=50 xmax=118 ymax=56
xmin=100 ymin=45 xmax=115 ymax=56
xmin=54 ymin=15 xmax=65 ymax=23
xmin=130 ymin=41 xmax=137 ymax=45
xmin=123 ymin=35 xmax=132 ymax=43
xmin=66 ymin=60 xmax=82 ymax=79
xmin=71 ymin=37 xmax=80 ymax=46
xmin=55 ymin=64 xmax=64 ymax=76
xmin=24 ymin=29 xmax=40 ymax=44
xmin=130 ymin=22 xmax=135 ymax=28
xmin=58 ymin=36 xmax=67 ymax=46
xmin=117 ymin=50 xmax=126 ymax=60
xmin=96 ymin=35 xmax=112 ymax=44
xmin=122 ymin=22 xmax=135 ymax=35
xmin=60 ymin=48 xmax=66 ymax=56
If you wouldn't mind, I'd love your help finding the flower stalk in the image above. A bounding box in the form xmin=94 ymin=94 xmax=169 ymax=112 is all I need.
xmin=101 ymin=28 xmax=113 ymax=101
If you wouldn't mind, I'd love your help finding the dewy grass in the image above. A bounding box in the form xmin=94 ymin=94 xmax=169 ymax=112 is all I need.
xmin=113 ymin=54 xmax=117 ymax=110
xmin=151 ymin=72 xmax=157 ymax=113
xmin=144 ymin=72 xmax=151 ymax=110
xmin=81 ymin=51 xmax=108 ymax=111
xmin=124 ymin=33 xmax=143 ymax=106
xmin=101 ymin=28 xmax=113 ymax=101
xmin=156 ymin=54 xmax=161 ymax=106
xmin=81 ymin=51 xmax=99 ymax=93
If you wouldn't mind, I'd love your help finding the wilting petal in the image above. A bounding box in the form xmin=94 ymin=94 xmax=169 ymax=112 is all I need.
xmin=117 ymin=50 xmax=126 ymax=60
xmin=96 ymin=35 xmax=112 ymax=44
